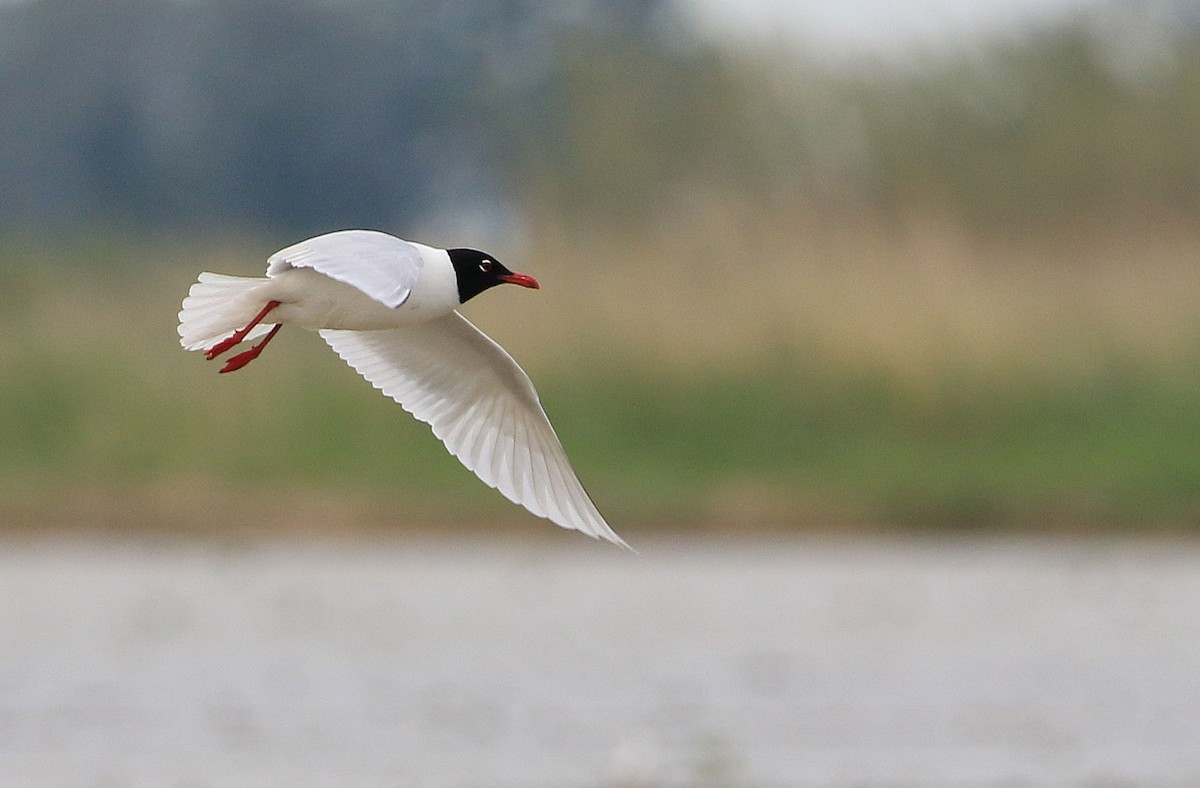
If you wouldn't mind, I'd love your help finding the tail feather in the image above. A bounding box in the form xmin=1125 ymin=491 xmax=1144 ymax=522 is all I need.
xmin=178 ymin=272 xmax=275 ymax=352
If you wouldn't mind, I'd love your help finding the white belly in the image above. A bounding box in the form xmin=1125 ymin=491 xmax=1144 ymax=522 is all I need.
xmin=260 ymin=267 xmax=456 ymax=331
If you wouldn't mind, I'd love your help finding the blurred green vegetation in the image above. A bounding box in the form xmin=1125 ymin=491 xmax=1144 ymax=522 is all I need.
xmin=849 ymin=22 xmax=1200 ymax=233
xmin=534 ymin=12 xmax=1200 ymax=237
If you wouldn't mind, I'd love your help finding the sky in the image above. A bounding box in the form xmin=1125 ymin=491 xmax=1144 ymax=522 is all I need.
xmin=686 ymin=0 xmax=1110 ymax=59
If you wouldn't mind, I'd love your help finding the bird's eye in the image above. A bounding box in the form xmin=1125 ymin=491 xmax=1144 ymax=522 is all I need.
xmin=479 ymin=259 xmax=493 ymax=273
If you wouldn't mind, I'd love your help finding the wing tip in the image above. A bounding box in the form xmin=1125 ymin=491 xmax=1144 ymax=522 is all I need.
xmin=318 ymin=326 xmax=635 ymax=551
xmin=593 ymin=527 xmax=637 ymax=553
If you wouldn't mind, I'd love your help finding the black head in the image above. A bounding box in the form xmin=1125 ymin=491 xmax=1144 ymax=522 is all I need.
xmin=447 ymin=248 xmax=540 ymax=304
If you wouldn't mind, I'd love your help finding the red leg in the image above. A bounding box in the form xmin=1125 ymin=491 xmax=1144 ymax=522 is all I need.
xmin=205 ymin=300 xmax=282 ymax=361
xmin=219 ymin=323 xmax=282 ymax=373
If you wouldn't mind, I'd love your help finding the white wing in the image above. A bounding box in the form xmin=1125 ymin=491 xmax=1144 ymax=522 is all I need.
xmin=320 ymin=313 xmax=629 ymax=549
xmin=266 ymin=229 xmax=423 ymax=308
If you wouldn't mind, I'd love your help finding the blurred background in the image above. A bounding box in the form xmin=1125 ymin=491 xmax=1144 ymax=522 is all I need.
xmin=2 ymin=0 xmax=1200 ymax=534
xmin=2 ymin=0 xmax=1200 ymax=784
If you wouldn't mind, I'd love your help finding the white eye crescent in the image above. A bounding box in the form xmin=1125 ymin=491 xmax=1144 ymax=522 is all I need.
xmin=479 ymin=259 xmax=493 ymax=273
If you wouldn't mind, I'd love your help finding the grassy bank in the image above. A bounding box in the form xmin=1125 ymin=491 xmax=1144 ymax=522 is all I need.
xmin=1 ymin=221 xmax=1198 ymax=534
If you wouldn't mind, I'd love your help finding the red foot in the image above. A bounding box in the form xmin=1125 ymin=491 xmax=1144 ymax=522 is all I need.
xmin=206 ymin=300 xmax=282 ymax=360
xmin=219 ymin=323 xmax=282 ymax=373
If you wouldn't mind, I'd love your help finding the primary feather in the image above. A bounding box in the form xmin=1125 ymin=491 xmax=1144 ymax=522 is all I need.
xmin=321 ymin=313 xmax=629 ymax=549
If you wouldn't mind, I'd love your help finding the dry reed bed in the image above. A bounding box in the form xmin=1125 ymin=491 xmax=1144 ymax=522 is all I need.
xmin=495 ymin=209 xmax=1200 ymax=382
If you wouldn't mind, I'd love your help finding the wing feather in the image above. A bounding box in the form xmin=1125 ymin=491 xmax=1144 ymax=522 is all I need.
xmin=266 ymin=229 xmax=423 ymax=308
xmin=320 ymin=313 xmax=629 ymax=549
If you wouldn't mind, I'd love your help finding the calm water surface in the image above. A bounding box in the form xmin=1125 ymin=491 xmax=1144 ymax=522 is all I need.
xmin=0 ymin=535 xmax=1196 ymax=786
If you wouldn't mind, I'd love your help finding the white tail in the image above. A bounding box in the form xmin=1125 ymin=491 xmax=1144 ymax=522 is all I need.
xmin=177 ymin=272 xmax=274 ymax=352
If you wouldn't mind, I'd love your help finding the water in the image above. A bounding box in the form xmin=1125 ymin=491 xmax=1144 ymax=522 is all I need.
xmin=0 ymin=535 xmax=1197 ymax=786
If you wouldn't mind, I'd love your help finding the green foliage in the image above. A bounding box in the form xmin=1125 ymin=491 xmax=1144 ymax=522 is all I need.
xmin=543 ymin=358 xmax=1200 ymax=531
xmin=531 ymin=14 xmax=1200 ymax=236
xmin=846 ymin=22 xmax=1200 ymax=231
